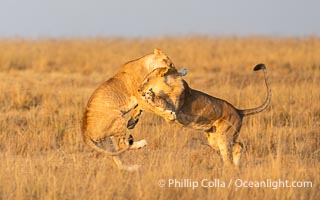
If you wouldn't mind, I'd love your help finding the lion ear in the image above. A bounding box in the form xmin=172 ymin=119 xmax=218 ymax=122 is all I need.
xmin=154 ymin=48 xmax=163 ymax=56
xmin=157 ymin=68 xmax=170 ymax=77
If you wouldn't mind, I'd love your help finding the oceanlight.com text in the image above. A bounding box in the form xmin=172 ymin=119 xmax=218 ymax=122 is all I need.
xmin=158 ymin=178 xmax=313 ymax=190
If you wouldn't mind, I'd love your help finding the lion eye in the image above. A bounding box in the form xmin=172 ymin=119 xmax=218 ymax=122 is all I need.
xmin=169 ymin=63 xmax=174 ymax=68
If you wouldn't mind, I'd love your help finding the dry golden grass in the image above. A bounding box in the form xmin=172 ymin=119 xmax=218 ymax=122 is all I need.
xmin=0 ymin=37 xmax=319 ymax=199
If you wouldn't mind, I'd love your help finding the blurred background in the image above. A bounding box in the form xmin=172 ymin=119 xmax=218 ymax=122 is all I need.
xmin=0 ymin=0 xmax=319 ymax=38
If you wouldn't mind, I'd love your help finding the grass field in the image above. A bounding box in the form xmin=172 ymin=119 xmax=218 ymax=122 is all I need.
xmin=0 ymin=37 xmax=319 ymax=199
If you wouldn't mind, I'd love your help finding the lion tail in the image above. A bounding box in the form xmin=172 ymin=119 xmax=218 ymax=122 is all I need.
xmin=239 ymin=64 xmax=272 ymax=116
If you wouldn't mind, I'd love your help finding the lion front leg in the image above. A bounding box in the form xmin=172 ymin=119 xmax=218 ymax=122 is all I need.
xmin=127 ymin=105 xmax=143 ymax=129
xmin=143 ymin=88 xmax=176 ymax=121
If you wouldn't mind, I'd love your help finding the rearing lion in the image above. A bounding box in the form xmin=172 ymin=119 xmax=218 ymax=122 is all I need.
xmin=81 ymin=49 xmax=186 ymax=171
xmin=136 ymin=64 xmax=271 ymax=167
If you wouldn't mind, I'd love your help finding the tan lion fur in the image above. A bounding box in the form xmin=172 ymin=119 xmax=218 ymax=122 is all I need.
xmin=82 ymin=49 xmax=182 ymax=171
xmin=137 ymin=64 xmax=271 ymax=167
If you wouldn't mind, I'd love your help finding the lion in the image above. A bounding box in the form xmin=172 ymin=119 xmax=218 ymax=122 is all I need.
xmin=81 ymin=49 xmax=187 ymax=171
xmin=136 ymin=64 xmax=271 ymax=167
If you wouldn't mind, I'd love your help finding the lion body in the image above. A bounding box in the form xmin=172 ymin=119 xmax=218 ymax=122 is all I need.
xmin=138 ymin=64 xmax=271 ymax=167
xmin=82 ymin=49 xmax=179 ymax=171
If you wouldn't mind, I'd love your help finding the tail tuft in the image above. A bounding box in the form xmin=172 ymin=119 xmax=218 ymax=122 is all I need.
xmin=254 ymin=63 xmax=266 ymax=71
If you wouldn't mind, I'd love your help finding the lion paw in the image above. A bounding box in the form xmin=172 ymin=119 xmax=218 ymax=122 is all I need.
xmin=130 ymin=139 xmax=147 ymax=150
xmin=144 ymin=88 xmax=155 ymax=103
xmin=120 ymin=164 xmax=140 ymax=172
xmin=127 ymin=117 xmax=139 ymax=129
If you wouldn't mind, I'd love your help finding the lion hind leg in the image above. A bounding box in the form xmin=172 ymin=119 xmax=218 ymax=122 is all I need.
xmin=206 ymin=130 xmax=233 ymax=166
xmin=110 ymin=115 xmax=147 ymax=150
xmin=112 ymin=156 xmax=140 ymax=172
xmin=205 ymin=131 xmax=219 ymax=150
xmin=216 ymin=135 xmax=233 ymax=166
xmin=232 ymin=142 xmax=243 ymax=167
xmin=210 ymin=120 xmax=234 ymax=166
xmin=110 ymin=136 xmax=141 ymax=171
xmin=210 ymin=115 xmax=243 ymax=167
xmin=112 ymin=156 xmax=140 ymax=171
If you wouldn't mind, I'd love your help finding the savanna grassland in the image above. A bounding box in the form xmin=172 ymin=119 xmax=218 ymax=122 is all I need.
xmin=0 ymin=37 xmax=319 ymax=200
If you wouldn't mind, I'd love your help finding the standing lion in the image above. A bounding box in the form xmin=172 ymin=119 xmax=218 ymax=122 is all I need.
xmin=137 ymin=64 xmax=271 ymax=167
